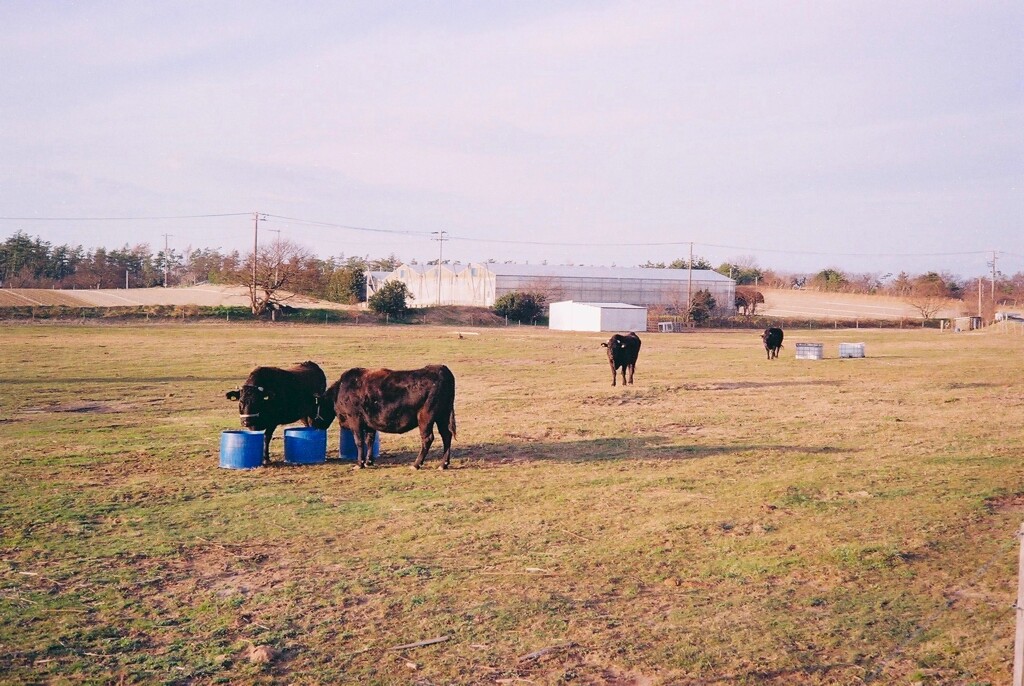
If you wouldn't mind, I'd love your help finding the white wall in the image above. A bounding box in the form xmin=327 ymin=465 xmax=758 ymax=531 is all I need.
xmin=549 ymin=301 xmax=599 ymax=331
xmin=549 ymin=301 xmax=647 ymax=332
xmin=600 ymin=306 xmax=648 ymax=333
xmin=374 ymin=263 xmax=734 ymax=311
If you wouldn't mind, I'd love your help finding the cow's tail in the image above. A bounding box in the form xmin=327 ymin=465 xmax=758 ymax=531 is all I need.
xmin=442 ymin=365 xmax=457 ymax=440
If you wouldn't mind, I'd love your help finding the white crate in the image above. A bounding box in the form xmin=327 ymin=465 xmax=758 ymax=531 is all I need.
xmin=795 ymin=342 xmax=824 ymax=360
xmin=839 ymin=342 xmax=866 ymax=358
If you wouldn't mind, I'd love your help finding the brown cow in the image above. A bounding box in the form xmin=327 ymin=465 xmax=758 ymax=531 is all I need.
xmin=315 ymin=365 xmax=457 ymax=469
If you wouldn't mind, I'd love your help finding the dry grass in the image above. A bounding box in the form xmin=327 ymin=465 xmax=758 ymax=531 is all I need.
xmin=0 ymin=323 xmax=1022 ymax=684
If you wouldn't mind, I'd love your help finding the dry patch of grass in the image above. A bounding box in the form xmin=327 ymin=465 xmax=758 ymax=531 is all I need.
xmin=1 ymin=323 xmax=1022 ymax=684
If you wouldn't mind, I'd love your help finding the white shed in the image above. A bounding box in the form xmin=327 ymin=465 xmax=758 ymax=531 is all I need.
xmin=548 ymin=301 xmax=648 ymax=333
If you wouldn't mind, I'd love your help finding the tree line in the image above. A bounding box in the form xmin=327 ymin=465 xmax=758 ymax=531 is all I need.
xmin=0 ymin=231 xmax=398 ymax=312
xmin=2 ymin=231 xmax=1022 ymax=315
xmin=645 ymin=256 xmax=1024 ymax=315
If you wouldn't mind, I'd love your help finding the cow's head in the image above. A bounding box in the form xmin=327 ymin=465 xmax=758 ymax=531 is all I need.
xmin=225 ymin=384 xmax=274 ymax=430
xmin=310 ymin=382 xmax=339 ymax=430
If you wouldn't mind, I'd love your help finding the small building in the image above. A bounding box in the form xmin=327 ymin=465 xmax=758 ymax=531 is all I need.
xmin=548 ymin=301 xmax=648 ymax=333
xmin=946 ymin=316 xmax=983 ymax=332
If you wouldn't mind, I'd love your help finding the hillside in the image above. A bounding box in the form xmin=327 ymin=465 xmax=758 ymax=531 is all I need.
xmin=0 ymin=285 xmax=971 ymax=322
xmin=0 ymin=285 xmax=348 ymax=310
xmin=758 ymin=287 xmax=964 ymax=321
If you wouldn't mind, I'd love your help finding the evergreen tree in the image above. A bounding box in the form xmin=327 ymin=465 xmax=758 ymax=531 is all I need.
xmin=368 ymin=280 xmax=413 ymax=317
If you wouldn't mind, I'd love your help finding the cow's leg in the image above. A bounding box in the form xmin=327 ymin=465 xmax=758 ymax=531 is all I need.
xmin=619 ymin=366 xmax=627 ymax=386
xmin=609 ymin=361 xmax=617 ymax=386
xmin=436 ymin=418 xmax=453 ymax=470
xmin=412 ymin=422 xmax=435 ymax=470
xmin=263 ymin=427 xmax=275 ymax=464
xmin=365 ymin=430 xmax=377 ymax=466
xmin=627 ymin=363 xmax=635 ymax=385
xmin=355 ymin=428 xmax=368 ymax=468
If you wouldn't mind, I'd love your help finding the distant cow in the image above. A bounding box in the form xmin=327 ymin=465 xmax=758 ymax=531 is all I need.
xmin=316 ymin=365 xmax=457 ymax=469
xmin=602 ymin=332 xmax=642 ymax=386
xmin=225 ymin=361 xmax=328 ymax=463
xmin=762 ymin=327 xmax=784 ymax=359
xmin=735 ymin=288 xmax=765 ymax=316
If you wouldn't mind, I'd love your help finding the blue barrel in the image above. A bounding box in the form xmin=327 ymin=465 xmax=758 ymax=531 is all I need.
xmin=220 ymin=430 xmax=264 ymax=469
xmin=340 ymin=428 xmax=380 ymax=461
xmin=283 ymin=427 xmax=327 ymax=465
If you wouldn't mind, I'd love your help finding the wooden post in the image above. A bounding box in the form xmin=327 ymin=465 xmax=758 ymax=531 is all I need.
xmin=1014 ymin=522 xmax=1024 ymax=686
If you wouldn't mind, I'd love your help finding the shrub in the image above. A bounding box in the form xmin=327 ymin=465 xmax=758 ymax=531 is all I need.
xmin=368 ymin=281 xmax=413 ymax=317
xmin=493 ymin=291 xmax=546 ymax=323
xmin=689 ymin=289 xmax=716 ymax=324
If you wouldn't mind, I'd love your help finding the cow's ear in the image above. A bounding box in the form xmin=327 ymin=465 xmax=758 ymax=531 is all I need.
xmin=226 ymin=390 xmax=240 ymax=401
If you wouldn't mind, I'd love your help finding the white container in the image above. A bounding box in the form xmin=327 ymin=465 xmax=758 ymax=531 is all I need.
xmin=839 ymin=342 xmax=866 ymax=358
xmin=795 ymin=342 xmax=824 ymax=360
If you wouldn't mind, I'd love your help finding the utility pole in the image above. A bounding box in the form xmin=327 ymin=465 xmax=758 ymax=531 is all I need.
xmin=162 ymin=233 xmax=173 ymax=287
xmin=686 ymin=241 xmax=693 ymax=322
xmin=252 ymin=213 xmax=265 ymax=305
xmin=992 ymin=250 xmax=998 ymax=301
xmin=432 ymin=230 xmax=448 ymax=305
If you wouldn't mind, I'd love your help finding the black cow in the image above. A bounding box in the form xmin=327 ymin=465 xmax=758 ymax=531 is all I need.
xmin=315 ymin=365 xmax=457 ymax=470
xmin=762 ymin=327 xmax=784 ymax=359
xmin=601 ymin=332 xmax=642 ymax=386
xmin=225 ymin=361 xmax=328 ymax=463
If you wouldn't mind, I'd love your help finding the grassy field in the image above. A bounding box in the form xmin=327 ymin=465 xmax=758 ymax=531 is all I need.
xmin=1 ymin=322 xmax=1022 ymax=685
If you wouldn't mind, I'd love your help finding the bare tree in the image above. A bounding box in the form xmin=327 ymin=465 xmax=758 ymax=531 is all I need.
xmin=235 ymin=239 xmax=318 ymax=316
xmin=664 ymin=283 xmax=690 ymax=316
xmin=523 ymin=276 xmax=565 ymax=305
xmin=906 ymin=280 xmax=950 ymax=323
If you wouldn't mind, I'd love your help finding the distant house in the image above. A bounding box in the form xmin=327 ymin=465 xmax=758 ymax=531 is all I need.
xmin=365 ymin=262 xmax=735 ymax=311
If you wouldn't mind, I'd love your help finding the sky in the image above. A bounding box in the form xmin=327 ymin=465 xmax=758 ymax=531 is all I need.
xmin=1 ymin=1 xmax=1021 ymax=278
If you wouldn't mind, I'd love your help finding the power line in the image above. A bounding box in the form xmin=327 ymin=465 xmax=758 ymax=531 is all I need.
xmin=697 ymin=242 xmax=995 ymax=259
xmin=442 ymin=233 xmax=1002 ymax=259
xmin=0 ymin=212 xmax=251 ymax=221
xmin=1 ymin=209 xmax=1018 ymax=264
xmin=262 ymin=214 xmax=432 ymax=237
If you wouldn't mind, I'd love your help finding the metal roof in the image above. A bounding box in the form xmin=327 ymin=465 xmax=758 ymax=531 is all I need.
xmin=394 ymin=264 xmax=429 ymax=274
xmin=477 ymin=262 xmax=733 ymax=282
xmin=552 ymin=300 xmax=647 ymax=309
xmin=394 ymin=262 xmax=472 ymax=274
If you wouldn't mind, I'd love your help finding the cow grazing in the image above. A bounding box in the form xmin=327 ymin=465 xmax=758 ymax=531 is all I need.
xmin=601 ymin=332 xmax=642 ymax=386
xmin=735 ymin=288 xmax=765 ymax=316
xmin=762 ymin=327 xmax=784 ymax=360
xmin=225 ymin=361 xmax=328 ymax=463
xmin=315 ymin=365 xmax=457 ymax=469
